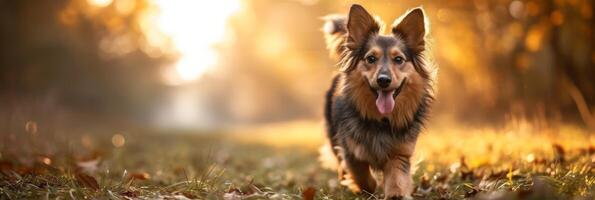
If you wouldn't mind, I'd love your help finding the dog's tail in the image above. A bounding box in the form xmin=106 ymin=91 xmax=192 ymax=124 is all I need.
xmin=322 ymin=15 xmax=347 ymax=60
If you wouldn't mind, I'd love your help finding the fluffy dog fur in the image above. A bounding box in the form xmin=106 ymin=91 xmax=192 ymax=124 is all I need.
xmin=321 ymin=4 xmax=435 ymax=199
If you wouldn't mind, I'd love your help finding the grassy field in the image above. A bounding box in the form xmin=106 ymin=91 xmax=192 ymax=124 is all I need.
xmin=0 ymin=120 xmax=594 ymax=199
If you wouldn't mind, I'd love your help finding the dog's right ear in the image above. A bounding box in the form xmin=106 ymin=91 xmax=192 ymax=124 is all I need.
xmin=392 ymin=8 xmax=427 ymax=55
xmin=346 ymin=4 xmax=379 ymax=50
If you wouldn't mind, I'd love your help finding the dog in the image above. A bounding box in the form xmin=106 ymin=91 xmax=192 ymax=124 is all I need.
xmin=321 ymin=4 xmax=435 ymax=199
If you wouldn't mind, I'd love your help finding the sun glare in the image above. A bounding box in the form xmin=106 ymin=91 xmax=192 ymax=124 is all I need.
xmin=150 ymin=0 xmax=240 ymax=84
xmin=87 ymin=0 xmax=113 ymax=7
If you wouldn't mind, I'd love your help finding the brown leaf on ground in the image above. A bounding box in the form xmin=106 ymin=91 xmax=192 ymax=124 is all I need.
xmin=302 ymin=186 xmax=316 ymax=200
xmin=181 ymin=191 xmax=197 ymax=199
xmin=120 ymin=190 xmax=139 ymax=198
xmin=127 ymin=172 xmax=151 ymax=180
xmin=75 ymin=172 xmax=99 ymax=190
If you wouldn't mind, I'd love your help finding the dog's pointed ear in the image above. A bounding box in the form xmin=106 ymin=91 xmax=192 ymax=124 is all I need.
xmin=392 ymin=7 xmax=427 ymax=53
xmin=346 ymin=4 xmax=379 ymax=49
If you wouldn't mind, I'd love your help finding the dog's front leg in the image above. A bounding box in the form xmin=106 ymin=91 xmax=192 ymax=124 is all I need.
xmin=382 ymin=154 xmax=413 ymax=199
xmin=343 ymin=154 xmax=377 ymax=194
xmin=383 ymin=140 xmax=416 ymax=200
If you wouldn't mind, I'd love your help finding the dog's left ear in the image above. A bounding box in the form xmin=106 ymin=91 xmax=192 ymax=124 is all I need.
xmin=346 ymin=4 xmax=380 ymax=50
xmin=392 ymin=8 xmax=427 ymax=54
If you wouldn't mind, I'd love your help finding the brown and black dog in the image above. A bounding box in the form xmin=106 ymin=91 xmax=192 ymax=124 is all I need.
xmin=321 ymin=4 xmax=435 ymax=199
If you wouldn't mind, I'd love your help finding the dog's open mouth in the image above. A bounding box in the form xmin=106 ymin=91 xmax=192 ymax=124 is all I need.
xmin=371 ymin=78 xmax=406 ymax=115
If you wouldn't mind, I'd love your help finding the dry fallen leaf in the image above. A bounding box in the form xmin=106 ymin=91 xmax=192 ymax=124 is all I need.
xmin=128 ymin=172 xmax=151 ymax=181
xmin=302 ymin=186 xmax=316 ymax=200
xmin=75 ymin=172 xmax=99 ymax=190
xmin=120 ymin=190 xmax=139 ymax=198
xmin=181 ymin=191 xmax=197 ymax=199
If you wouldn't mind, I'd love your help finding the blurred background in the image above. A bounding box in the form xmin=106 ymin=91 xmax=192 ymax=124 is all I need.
xmin=0 ymin=0 xmax=593 ymax=131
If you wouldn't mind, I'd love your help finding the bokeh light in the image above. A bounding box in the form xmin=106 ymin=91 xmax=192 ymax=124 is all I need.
xmin=111 ymin=134 xmax=126 ymax=147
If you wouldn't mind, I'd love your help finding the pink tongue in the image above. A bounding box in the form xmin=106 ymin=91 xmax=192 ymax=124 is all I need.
xmin=375 ymin=90 xmax=395 ymax=115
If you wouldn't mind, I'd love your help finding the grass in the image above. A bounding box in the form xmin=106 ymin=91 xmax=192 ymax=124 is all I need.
xmin=0 ymin=119 xmax=594 ymax=199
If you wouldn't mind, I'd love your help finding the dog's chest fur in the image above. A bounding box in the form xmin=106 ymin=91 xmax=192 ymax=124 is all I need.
xmin=331 ymin=91 xmax=429 ymax=169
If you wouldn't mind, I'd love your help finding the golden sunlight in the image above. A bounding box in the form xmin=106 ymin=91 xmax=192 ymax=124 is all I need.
xmin=87 ymin=0 xmax=113 ymax=7
xmin=148 ymin=0 xmax=240 ymax=84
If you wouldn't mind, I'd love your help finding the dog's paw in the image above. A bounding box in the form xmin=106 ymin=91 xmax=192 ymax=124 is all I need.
xmin=384 ymin=195 xmax=411 ymax=200
xmin=385 ymin=196 xmax=403 ymax=200
xmin=339 ymin=173 xmax=362 ymax=193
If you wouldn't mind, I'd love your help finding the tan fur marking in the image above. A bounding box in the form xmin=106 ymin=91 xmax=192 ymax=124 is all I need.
xmin=389 ymin=47 xmax=406 ymax=58
xmin=366 ymin=47 xmax=382 ymax=57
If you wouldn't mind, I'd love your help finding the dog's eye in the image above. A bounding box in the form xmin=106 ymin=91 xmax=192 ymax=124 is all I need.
xmin=365 ymin=56 xmax=377 ymax=64
xmin=394 ymin=56 xmax=405 ymax=64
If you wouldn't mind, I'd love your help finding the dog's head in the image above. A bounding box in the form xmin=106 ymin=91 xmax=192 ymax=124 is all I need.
xmin=341 ymin=5 xmax=430 ymax=117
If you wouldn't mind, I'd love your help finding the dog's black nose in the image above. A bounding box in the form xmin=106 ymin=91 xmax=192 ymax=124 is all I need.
xmin=377 ymin=74 xmax=391 ymax=88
